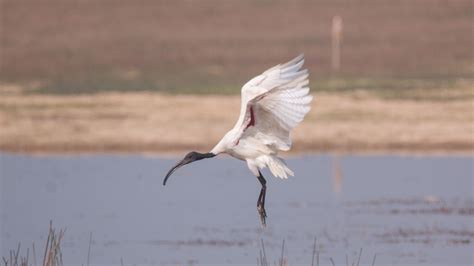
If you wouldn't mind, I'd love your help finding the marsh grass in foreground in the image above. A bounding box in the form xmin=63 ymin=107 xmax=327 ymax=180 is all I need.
xmin=2 ymin=221 xmax=65 ymax=266
xmin=5 ymin=231 xmax=377 ymax=266
xmin=257 ymin=238 xmax=377 ymax=266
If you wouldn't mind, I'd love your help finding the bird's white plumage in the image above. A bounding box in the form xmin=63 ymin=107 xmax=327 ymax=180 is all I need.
xmin=211 ymin=54 xmax=313 ymax=179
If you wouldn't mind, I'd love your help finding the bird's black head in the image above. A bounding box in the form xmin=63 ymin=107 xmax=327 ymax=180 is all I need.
xmin=163 ymin=151 xmax=215 ymax=186
xmin=183 ymin=151 xmax=203 ymax=162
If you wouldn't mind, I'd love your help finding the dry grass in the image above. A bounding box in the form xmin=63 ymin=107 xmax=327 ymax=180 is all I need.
xmin=257 ymin=239 xmax=376 ymax=266
xmin=1 ymin=85 xmax=472 ymax=154
xmin=1 ymin=0 xmax=472 ymax=155
xmin=2 ymin=222 xmax=65 ymax=266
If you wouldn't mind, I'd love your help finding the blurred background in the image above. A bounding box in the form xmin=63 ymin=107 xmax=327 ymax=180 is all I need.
xmin=1 ymin=1 xmax=473 ymax=265
xmin=1 ymin=0 xmax=473 ymax=153
xmin=2 ymin=0 xmax=472 ymax=93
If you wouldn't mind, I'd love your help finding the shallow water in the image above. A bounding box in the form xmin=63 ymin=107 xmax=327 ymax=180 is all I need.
xmin=1 ymin=153 xmax=473 ymax=265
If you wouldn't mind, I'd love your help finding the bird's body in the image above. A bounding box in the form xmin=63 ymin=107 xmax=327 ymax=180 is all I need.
xmin=164 ymin=54 xmax=313 ymax=226
xmin=211 ymin=54 xmax=312 ymax=178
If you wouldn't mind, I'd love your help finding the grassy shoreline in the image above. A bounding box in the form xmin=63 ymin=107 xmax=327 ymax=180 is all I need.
xmin=1 ymin=87 xmax=472 ymax=155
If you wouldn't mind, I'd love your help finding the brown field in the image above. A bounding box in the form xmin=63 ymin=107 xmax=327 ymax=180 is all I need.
xmin=1 ymin=0 xmax=472 ymax=93
xmin=1 ymin=0 xmax=473 ymax=154
xmin=1 ymin=84 xmax=472 ymax=154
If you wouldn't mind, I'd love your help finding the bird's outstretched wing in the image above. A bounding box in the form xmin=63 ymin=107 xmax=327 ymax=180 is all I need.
xmin=233 ymin=54 xmax=312 ymax=151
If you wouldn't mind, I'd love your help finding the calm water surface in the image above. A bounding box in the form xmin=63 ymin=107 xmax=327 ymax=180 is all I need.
xmin=1 ymin=153 xmax=473 ymax=265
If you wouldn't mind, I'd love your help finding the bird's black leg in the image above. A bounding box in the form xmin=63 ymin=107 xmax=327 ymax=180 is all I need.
xmin=256 ymin=171 xmax=267 ymax=227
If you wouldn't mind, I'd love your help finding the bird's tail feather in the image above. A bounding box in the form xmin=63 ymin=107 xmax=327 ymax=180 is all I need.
xmin=261 ymin=155 xmax=294 ymax=179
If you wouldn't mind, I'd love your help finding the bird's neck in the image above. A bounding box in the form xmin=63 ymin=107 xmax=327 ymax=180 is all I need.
xmin=197 ymin=152 xmax=216 ymax=160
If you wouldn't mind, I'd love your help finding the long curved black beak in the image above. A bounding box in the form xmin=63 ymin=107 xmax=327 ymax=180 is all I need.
xmin=163 ymin=152 xmax=216 ymax=186
xmin=163 ymin=159 xmax=190 ymax=186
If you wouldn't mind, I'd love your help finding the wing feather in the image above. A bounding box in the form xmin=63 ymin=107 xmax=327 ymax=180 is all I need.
xmin=234 ymin=54 xmax=313 ymax=151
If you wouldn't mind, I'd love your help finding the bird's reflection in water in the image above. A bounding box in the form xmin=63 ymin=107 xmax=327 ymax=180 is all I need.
xmin=332 ymin=155 xmax=343 ymax=196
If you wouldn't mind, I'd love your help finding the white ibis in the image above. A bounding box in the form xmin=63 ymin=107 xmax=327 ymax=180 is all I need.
xmin=164 ymin=54 xmax=313 ymax=226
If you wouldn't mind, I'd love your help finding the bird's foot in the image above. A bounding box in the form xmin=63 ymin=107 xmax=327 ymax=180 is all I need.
xmin=257 ymin=204 xmax=267 ymax=228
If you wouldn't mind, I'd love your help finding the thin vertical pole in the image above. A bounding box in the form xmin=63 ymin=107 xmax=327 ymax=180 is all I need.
xmin=331 ymin=16 xmax=343 ymax=72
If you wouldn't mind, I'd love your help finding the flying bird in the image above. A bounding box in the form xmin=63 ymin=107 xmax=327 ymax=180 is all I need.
xmin=163 ymin=54 xmax=313 ymax=226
